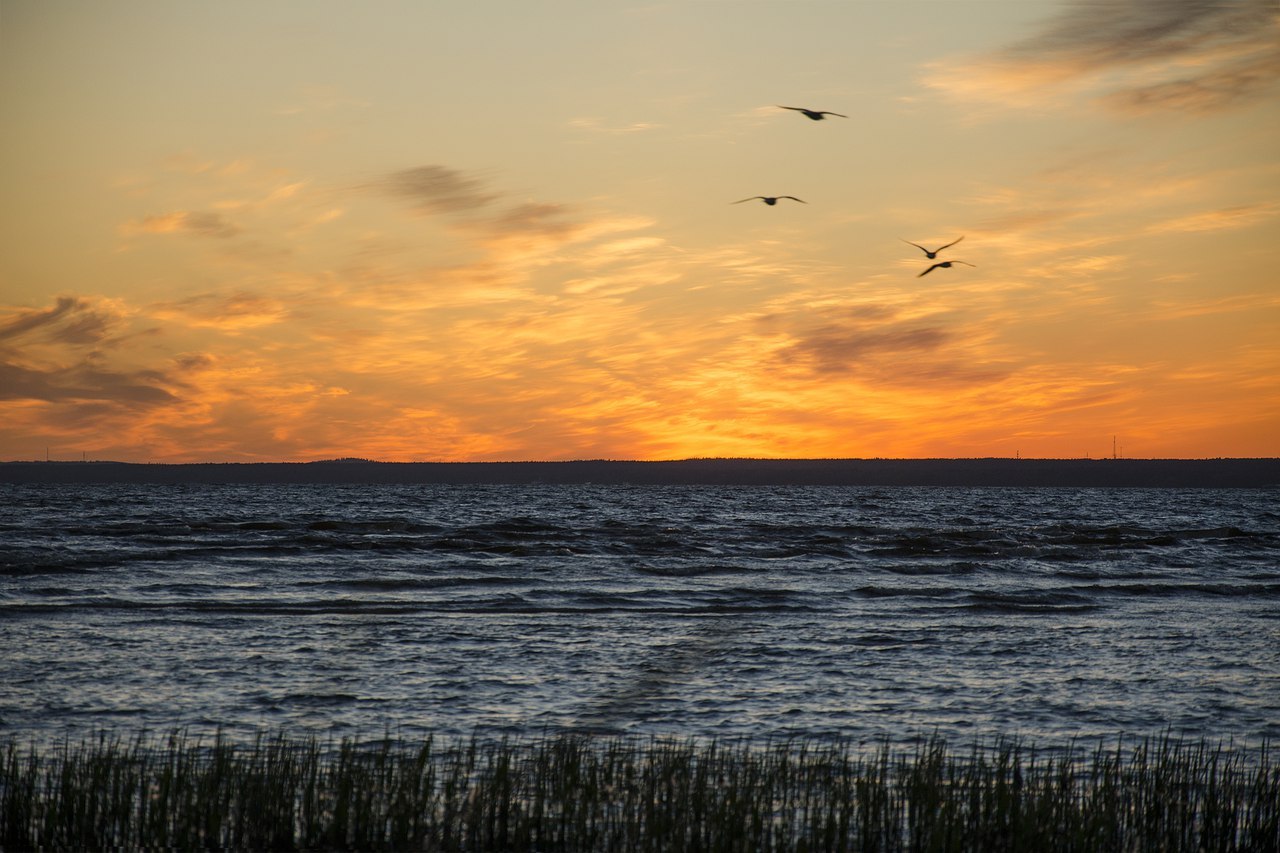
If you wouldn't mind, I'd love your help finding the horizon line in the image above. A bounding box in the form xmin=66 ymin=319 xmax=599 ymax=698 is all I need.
xmin=7 ymin=456 xmax=1279 ymax=465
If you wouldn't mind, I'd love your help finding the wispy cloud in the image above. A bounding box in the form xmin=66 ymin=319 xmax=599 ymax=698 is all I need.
xmin=11 ymin=133 xmax=1273 ymax=462
xmin=1144 ymin=200 xmax=1279 ymax=235
xmin=482 ymin=202 xmax=579 ymax=239
xmin=1150 ymin=291 xmax=1280 ymax=320
xmin=568 ymin=117 xmax=663 ymax=135
xmin=0 ymin=296 xmax=125 ymax=347
xmin=376 ymin=165 xmax=501 ymax=215
xmin=950 ymin=148 xmax=1276 ymax=281
xmin=468 ymin=204 xmax=655 ymax=266
xmin=923 ymin=0 xmax=1280 ymax=115
xmin=765 ymin=303 xmax=1012 ymax=389
xmin=121 ymin=210 xmax=241 ymax=238
xmin=779 ymin=319 xmax=950 ymax=375
xmin=150 ymin=291 xmax=292 ymax=331
xmin=0 ymin=361 xmax=177 ymax=406
xmin=0 ymin=297 xmax=177 ymax=410
xmin=374 ymin=167 xmax=657 ymax=268
xmin=1101 ymin=43 xmax=1280 ymax=114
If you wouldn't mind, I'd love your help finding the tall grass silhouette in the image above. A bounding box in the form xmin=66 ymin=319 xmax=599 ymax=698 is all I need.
xmin=3 ymin=730 xmax=1276 ymax=851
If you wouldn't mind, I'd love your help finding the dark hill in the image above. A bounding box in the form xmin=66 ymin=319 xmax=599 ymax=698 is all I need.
xmin=2 ymin=458 xmax=1277 ymax=487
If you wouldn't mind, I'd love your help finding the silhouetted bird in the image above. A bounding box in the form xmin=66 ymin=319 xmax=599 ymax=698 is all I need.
xmin=733 ymin=196 xmax=806 ymax=206
xmin=918 ymin=260 xmax=975 ymax=277
xmin=902 ymin=236 xmax=964 ymax=259
xmin=778 ymin=105 xmax=847 ymax=120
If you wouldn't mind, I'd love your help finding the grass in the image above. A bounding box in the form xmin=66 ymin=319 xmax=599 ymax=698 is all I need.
xmin=2 ymin=730 xmax=1276 ymax=851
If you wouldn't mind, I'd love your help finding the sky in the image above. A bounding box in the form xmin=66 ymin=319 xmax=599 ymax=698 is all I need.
xmin=2 ymin=0 xmax=1278 ymax=463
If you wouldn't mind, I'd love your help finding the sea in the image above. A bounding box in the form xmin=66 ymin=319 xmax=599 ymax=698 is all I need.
xmin=2 ymin=483 xmax=1278 ymax=751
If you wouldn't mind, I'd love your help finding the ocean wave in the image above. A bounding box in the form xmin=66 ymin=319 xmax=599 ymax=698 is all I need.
xmin=1074 ymin=581 xmax=1280 ymax=598
xmin=298 ymin=574 xmax=534 ymax=592
xmin=964 ymin=589 xmax=1100 ymax=612
xmin=632 ymin=563 xmax=750 ymax=577
xmin=4 ymin=483 xmax=1278 ymax=750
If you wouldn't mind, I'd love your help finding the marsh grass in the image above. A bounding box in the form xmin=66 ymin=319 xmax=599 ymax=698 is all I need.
xmin=2 ymin=730 xmax=1276 ymax=851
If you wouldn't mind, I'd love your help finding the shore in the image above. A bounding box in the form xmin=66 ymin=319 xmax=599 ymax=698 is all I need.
xmin=2 ymin=457 xmax=1278 ymax=487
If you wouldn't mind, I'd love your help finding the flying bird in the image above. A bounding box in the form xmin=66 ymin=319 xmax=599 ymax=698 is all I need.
xmin=778 ymin=105 xmax=847 ymax=121
xmin=918 ymin=260 xmax=975 ymax=277
xmin=733 ymin=195 xmax=806 ymax=206
xmin=902 ymin=236 xmax=964 ymax=259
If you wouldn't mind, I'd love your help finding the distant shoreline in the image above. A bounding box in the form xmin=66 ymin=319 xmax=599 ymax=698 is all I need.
xmin=2 ymin=458 xmax=1278 ymax=487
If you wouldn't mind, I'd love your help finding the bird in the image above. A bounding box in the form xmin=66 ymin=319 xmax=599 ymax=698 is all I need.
xmin=918 ymin=260 xmax=975 ymax=277
xmin=901 ymin=236 xmax=964 ymax=259
xmin=778 ymin=105 xmax=847 ymax=121
xmin=733 ymin=195 xmax=806 ymax=206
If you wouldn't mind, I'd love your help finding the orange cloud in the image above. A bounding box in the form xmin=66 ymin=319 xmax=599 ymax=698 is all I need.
xmin=9 ymin=133 xmax=1278 ymax=464
xmin=1150 ymin=292 xmax=1280 ymax=321
xmin=121 ymin=210 xmax=241 ymax=238
xmin=1144 ymin=201 xmax=1279 ymax=235
xmin=0 ymin=297 xmax=179 ymax=431
xmin=150 ymin=291 xmax=293 ymax=331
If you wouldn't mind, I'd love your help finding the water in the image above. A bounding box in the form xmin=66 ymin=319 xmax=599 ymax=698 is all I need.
xmin=2 ymin=484 xmax=1278 ymax=749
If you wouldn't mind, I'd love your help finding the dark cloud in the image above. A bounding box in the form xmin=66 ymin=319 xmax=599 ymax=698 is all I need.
xmin=771 ymin=306 xmax=1012 ymax=387
xmin=0 ymin=296 xmax=82 ymax=341
xmin=0 ymin=361 xmax=177 ymax=407
xmin=490 ymin=202 xmax=569 ymax=230
xmin=375 ymin=166 xmax=594 ymax=252
xmin=484 ymin=202 xmax=579 ymax=238
xmin=379 ymin=165 xmax=500 ymax=215
xmin=1010 ymin=1 xmax=1265 ymax=64
xmin=181 ymin=211 xmax=241 ymax=238
xmin=174 ymin=352 xmax=216 ymax=372
xmin=0 ymin=297 xmax=117 ymax=346
xmin=782 ymin=322 xmax=950 ymax=375
xmin=1101 ymin=48 xmax=1280 ymax=114
xmin=1006 ymin=0 xmax=1279 ymax=113
xmin=0 ymin=297 xmax=179 ymax=410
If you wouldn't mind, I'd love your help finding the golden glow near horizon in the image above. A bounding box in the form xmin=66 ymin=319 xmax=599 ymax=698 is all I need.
xmin=2 ymin=1 xmax=1278 ymax=462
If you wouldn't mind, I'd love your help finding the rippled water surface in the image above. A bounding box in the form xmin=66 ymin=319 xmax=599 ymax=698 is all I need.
xmin=2 ymin=484 xmax=1277 ymax=747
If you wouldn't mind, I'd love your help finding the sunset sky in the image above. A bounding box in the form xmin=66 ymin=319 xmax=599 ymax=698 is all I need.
xmin=3 ymin=0 xmax=1278 ymax=462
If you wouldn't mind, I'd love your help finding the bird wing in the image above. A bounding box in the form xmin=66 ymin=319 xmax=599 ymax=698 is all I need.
xmin=901 ymin=239 xmax=929 ymax=255
xmin=823 ymin=112 xmax=848 ymax=118
xmin=780 ymin=196 xmax=806 ymax=203
xmin=778 ymin=106 xmax=804 ymax=112
xmin=918 ymin=263 xmax=943 ymax=277
xmin=732 ymin=197 xmax=764 ymax=204
xmin=938 ymin=235 xmax=965 ymax=251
